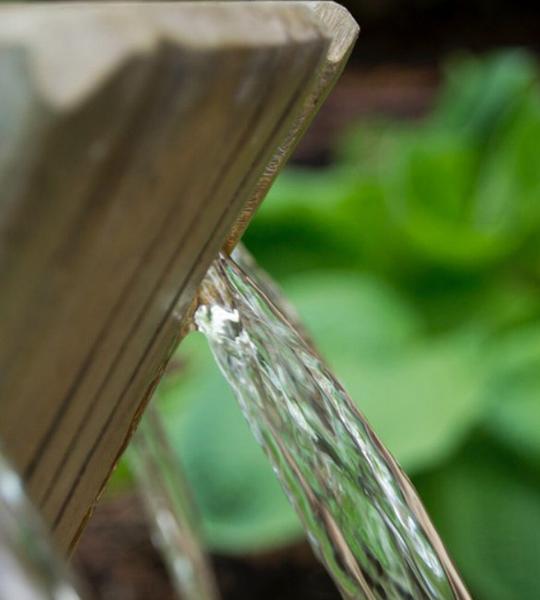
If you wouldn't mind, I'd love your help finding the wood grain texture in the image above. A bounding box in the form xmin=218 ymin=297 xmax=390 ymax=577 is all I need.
xmin=0 ymin=2 xmax=357 ymax=551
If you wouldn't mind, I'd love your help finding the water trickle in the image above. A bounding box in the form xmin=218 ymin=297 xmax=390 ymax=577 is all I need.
xmin=129 ymin=404 xmax=220 ymax=600
xmin=194 ymin=248 xmax=470 ymax=600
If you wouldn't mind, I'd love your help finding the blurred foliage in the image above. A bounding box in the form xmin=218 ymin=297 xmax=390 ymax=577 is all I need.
xmin=131 ymin=51 xmax=540 ymax=599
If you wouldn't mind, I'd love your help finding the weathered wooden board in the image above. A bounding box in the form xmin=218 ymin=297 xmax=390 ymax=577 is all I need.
xmin=0 ymin=2 xmax=358 ymax=551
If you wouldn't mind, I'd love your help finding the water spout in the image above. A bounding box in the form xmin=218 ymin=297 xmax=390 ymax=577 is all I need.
xmin=194 ymin=249 xmax=470 ymax=600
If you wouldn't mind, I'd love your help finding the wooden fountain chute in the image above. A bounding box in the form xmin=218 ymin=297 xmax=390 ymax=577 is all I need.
xmin=0 ymin=2 xmax=358 ymax=552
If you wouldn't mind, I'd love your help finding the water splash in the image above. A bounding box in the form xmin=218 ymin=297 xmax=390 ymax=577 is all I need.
xmin=129 ymin=404 xmax=220 ymax=600
xmin=0 ymin=451 xmax=81 ymax=600
xmin=194 ymin=250 xmax=469 ymax=600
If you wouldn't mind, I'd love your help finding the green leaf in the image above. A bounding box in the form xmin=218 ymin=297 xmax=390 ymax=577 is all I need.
xmin=336 ymin=334 xmax=486 ymax=473
xmin=416 ymin=441 xmax=540 ymax=600
xmin=244 ymin=168 xmax=362 ymax=277
xmin=473 ymin=92 xmax=540 ymax=242
xmin=282 ymin=271 xmax=421 ymax=362
xmin=332 ymin=51 xmax=540 ymax=273
xmin=382 ymin=129 xmax=521 ymax=268
xmin=394 ymin=130 xmax=476 ymax=225
xmin=474 ymin=280 xmax=540 ymax=333
xmin=484 ymin=323 xmax=540 ymax=465
xmin=432 ymin=50 xmax=538 ymax=142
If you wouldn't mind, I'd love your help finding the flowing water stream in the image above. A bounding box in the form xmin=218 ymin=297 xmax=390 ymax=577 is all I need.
xmin=193 ymin=248 xmax=470 ymax=600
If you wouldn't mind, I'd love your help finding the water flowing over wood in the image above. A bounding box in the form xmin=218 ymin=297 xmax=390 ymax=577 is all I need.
xmin=0 ymin=2 xmax=358 ymax=551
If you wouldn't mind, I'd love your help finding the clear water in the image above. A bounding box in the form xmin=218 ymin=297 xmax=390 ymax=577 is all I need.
xmin=0 ymin=451 xmax=81 ymax=600
xmin=194 ymin=249 xmax=470 ymax=600
xmin=129 ymin=404 xmax=220 ymax=600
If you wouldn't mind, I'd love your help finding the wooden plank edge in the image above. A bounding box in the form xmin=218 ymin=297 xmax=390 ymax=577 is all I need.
xmin=223 ymin=1 xmax=359 ymax=252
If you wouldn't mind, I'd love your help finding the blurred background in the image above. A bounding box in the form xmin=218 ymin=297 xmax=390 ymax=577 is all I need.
xmin=74 ymin=1 xmax=540 ymax=598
